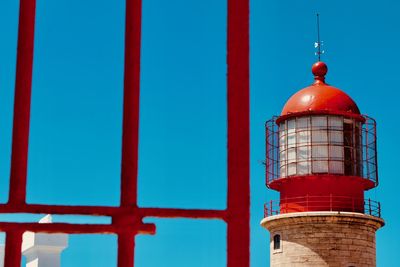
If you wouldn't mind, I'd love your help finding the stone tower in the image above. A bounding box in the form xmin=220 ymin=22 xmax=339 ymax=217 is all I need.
xmin=261 ymin=61 xmax=384 ymax=267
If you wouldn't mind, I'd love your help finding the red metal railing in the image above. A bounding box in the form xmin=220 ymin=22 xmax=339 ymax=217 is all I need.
xmin=264 ymin=195 xmax=381 ymax=218
xmin=265 ymin=115 xmax=378 ymax=186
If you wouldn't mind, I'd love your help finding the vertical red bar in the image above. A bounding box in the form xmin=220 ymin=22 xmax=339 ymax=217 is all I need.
xmin=4 ymin=231 xmax=23 ymax=267
xmin=8 ymin=0 xmax=36 ymax=206
xmin=119 ymin=0 xmax=142 ymax=265
xmin=226 ymin=0 xmax=250 ymax=266
xmin=120 ymin=0 xmax=142 ymax=208
xmin=117 ymin=234 xmax=135 ymax=267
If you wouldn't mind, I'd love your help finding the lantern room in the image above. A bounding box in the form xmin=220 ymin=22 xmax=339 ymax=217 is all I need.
xmin=265 ymin=61 xmax=379 ymax=215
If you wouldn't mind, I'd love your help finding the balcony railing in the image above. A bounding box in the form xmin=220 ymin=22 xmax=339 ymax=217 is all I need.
xmin=264 ymin=195 xmax=381 ymax=218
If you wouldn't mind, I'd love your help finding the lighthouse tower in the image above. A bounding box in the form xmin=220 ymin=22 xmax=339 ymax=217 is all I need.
xmin=261 ymin=61 xmax=384 ymax=267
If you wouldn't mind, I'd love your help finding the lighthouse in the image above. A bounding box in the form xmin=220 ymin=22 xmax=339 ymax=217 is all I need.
xmin=261 ymin=61 xmax=384 ymax=267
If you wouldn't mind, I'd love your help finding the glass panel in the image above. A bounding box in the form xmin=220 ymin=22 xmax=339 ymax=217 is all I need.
xmin=279 ymin=126 xmax=286 ymax=137
xmin=313 ymin=160 xmax=328 ymax=173
xmin=279 ymin=125 xmax=286 ymax=149
xmin=287 ymin=163 xmax=296 ymax=176
xmin=329 ymin=130 xmax=343 ymax=144
xmin=287 ymin=119 xmax=296 ymax=134
xmin=279 ymin=134 xmax=286 ymax=149
xmin=297 ymin=117 xmax=309 ymax=129
xmin=297 ymin=161 xmax=310 ymax=175
xmin=312 ymin=130 xmax=328 ymax=143
xmin=287 ymin=148 xmax=296 ymax=163
xmin=279 ymin=151 xmax=286 ymax=166
xmin=280 ymin=165 xmax=287 ymax=178
xmin=297 ymin=130 xmax=310 ymax=144
xmin=328 ymin=116 xmax=343 ymax=129
xmin=312 ymin=145 xmax=328 ymax=158
xmin=329 ymin=146 xmax=344 ymax=160
xmin=287 ymin=133 xmax=296 ymax=148
xmin=280 ymin=122 xmax=286 ymax=131
xmin=312 ymin=116 xmax=327 ymax=128
xmin=329 ymin=161 xmax=344 ymax=174
xmin=297 ymin=146 xmax=310 ymax=160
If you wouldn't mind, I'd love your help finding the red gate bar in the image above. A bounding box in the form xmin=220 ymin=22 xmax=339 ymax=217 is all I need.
xmin=0 ymin=0 xmax=250 ymax=265
xmin=4 ymin=231 xmax=23 ymax=267
xmin=226 ymin=0 xmax=250 ymax=266
xmin=5 ymin=0 xmax=36 ymax=266
xmin=120 ymin=0 xmax=141 ymax=209
xmin=0 ymin=204 xmax=227 ymax=219
xmin=118 ymin=0 xmax=143 ymax=264
xmin=8 ymin=0 xmax=36 ymax=207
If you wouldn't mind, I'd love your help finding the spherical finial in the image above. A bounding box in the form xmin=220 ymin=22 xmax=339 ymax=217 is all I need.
xmin=312 ymin=61 xmax=328 ymax=84
xmin=312 ymin=61 xmax=328 ymax=77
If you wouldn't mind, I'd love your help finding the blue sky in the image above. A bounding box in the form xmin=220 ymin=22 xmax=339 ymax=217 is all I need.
xmin=0 ymin=0 xmax=399 ymax=266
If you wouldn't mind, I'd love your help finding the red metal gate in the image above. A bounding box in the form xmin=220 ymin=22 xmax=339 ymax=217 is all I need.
xmin=0 ymin=0 xmax=249 ymax=266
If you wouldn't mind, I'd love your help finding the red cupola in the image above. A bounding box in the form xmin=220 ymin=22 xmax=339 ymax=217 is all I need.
xmin=265 ymin=61 xmax=379 ymax=216
xmin=280 ymin=62 xmax=360 ymax=118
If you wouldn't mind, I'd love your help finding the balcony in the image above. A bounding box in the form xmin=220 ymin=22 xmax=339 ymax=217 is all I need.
xmin=264 ymin=195 xmax=381 ymax=218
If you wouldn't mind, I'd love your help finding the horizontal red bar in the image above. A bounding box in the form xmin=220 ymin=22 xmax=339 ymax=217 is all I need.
xmin=0 ymin=204 xmax=226 ymax=220
xmin=0 ymin=222 xmax=155 ymax=235
xmin=0 ymin=204 xmax=120 ymax=216
xmin=140 ymin=208 xmax=227 ymax=220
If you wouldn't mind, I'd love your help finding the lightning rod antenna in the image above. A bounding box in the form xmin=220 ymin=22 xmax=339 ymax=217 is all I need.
xmin=315 ymin=13 xmax=323 ymax=61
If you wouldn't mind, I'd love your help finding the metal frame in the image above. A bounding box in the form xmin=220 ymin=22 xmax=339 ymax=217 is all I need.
xmin=265 ymin=115 xmax=378 ymax=187
xmin=1 ymin=0 xmax=250 ymax=266
xmin=264 ymin=195 xmax=381 ymax=218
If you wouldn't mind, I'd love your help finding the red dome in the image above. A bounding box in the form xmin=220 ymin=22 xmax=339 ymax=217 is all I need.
xmin=281 ymin=62 xmax=360 ymax=116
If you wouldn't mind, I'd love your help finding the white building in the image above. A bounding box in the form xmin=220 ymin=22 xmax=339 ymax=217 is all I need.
xmin=0 ymin=215 xmax=68 ymax=267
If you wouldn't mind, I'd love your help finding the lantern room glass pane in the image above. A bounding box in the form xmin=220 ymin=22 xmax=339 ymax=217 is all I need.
xmin=329 ymin=146 xmax=344 ymax=160
xmin=287 ymin=148 xmax=296 ymax=163
xmin=287 ymin=119 xmax=296 ymax=134
xmin=313 ymin=160 xmax=328 ymax=173
xmin=287 ymin=133 xmax=296 ymax=148
xmin=297 ymin=130 xmax=310 ymax=144
xmin=312 ymin=130 xmax=328 ymax=143
xmin=280 ymin=151 xmax=286 ymax=166
xmin=329 ymin=130 xmax=343 ymax=144
xmin=287 ymin=163 xmax=296 ymax=176
xmin=329 ymin=116 xmax=343 ymax=129
xmin=297 ymin=146 xmax=310 ymax=160
xmin=280 ymin=165 xmax=287 ymax=178
xmin=312 ymin=145 xmax=328 ymax=158
xmin=297 ymin=161 xmax=310 ymax=175
xmin=312 ymin=116 xmax=327 ymax=128
xmin=279 ymin=124 xmax=286 ymax=149
xmin=280 ymin=122 xmax=286 ymax=131
xmin=330 ymin=161 xmax=344 ymax=174
xmin=279 ymin=136 xmax=286 ymax=149
xmin=297 ymin=117 xmax=310 ymax=129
